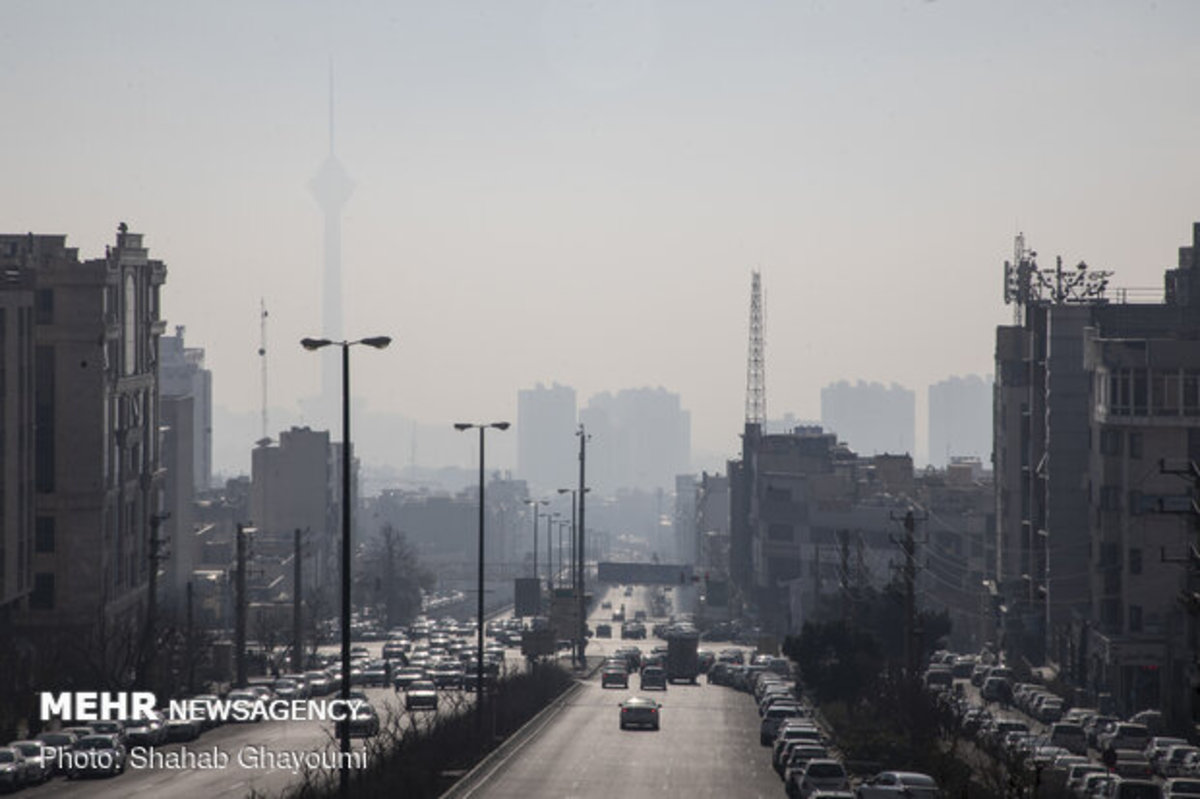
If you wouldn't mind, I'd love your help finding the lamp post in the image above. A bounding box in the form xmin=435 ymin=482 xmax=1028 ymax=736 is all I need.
xmin=300 ymin=335 xmax=390 ymax=795
xmin=455 ymin=421 xmax=510 ymax=741
xmin=546 ymin=512 xmax=560 ymax=590
xmin=524 ymin=499 xmax=549 ymax=589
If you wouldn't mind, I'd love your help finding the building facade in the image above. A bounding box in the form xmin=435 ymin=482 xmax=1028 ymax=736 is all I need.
xmin=0 ymin=245 xmax=35 ymax=618
xmin=928 ymin=374 xmax=992 ymax=469
xmin=159 ymin=325 xmax=212 ymax=492
xmin=994 ymin=224 xmax=1200 ymax=726
xmin=4 ymin=227 xmax=168 ymax=645
xmin=580 ymin=387 xmax=691 ymax=494
xmin=517 ymin=383 xmax=577 ymax=493
xmin=820 ymin=380 xmax=915 ymax=459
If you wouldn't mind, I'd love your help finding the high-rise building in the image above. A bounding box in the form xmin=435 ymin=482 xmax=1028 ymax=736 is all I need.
xmin=251 ymin=427 xmax=337 ymax=594
xmin=517 ymin=383 xmax=577 ymax=492
xmin=4 ymin=226 xmax=167 ymax=635
xmin=820 ymin=380 xmax=915 ymax=457
xmin=994 ymin=224 xmax=1200 ymax=724
xmin=160 ymin=326 xmax=212 ymax=492
xmin=579 ymin=387 xmax=691 ymax=494
xmin=927 ymin=374 xmax=992 ymax=469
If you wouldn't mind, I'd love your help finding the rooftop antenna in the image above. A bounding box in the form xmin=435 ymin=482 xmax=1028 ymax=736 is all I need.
xmin=257 ymin=299 xmax=271 ymax=447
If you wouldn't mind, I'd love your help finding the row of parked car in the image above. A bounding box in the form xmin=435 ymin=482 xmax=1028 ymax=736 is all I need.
xmin=925 ymin=649 xmax=1200 ymax=798
xmin=705 ymin=648 xmax=942 ymax=799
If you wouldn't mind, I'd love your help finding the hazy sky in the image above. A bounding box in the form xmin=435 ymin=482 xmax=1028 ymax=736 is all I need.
xmin=5 ymin=1 xmax=1200 ymax=471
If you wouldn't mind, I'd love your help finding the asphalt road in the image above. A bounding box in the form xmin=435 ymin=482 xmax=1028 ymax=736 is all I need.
xmin=19 ymin=582 xmax=778 ymax=799
xmin=447 ymin=584 xmax=784 ymax=799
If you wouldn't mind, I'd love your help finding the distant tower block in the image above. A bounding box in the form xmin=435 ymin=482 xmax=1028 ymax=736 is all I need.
xmin=309 ymin=63 xmax=354 ymax=414
xmin=745 ymin=270 xmax=766 ymax=426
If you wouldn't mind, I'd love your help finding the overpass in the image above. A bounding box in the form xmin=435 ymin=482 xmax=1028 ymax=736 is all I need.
xmin=596 ymin=561 xmax=694 ymax=585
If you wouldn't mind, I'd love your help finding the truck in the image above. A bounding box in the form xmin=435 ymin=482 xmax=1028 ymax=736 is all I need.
xmin=665 ymin=626 xmax=700 ymax=684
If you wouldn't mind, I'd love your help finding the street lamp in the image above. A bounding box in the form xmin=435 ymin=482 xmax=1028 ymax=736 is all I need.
xmin=455 ymin=420 xmax=510 ymax=742
xmin=524 ymin=498 xmax=549 ymax=588
xmin=300 ymin=334 xmax=390 ymax=795
xmin=545 ymin=512 xmax=560 ymax=590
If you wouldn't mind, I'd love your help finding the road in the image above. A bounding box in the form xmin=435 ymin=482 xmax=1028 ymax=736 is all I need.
xmin=447 ymin=583 xmax=784 ymax=799
xmin=20 ymin=582 xmax=781 ymax=798
xmin=19 ymin=638 xmax=520 ymax=798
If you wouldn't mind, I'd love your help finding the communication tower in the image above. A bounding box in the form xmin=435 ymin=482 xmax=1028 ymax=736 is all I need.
xmin=745 ymin=270 xmax=766 ymax=426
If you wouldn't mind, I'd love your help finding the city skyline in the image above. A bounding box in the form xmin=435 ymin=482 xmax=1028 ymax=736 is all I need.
xmin=5 ymin=2 xmax=1198 ymax=467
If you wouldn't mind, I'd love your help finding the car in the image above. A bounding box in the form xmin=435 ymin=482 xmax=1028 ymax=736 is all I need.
xmin=601 ymin=666 xmax=629 ymax=689
xmin=0 ymin=747 xmax=30 ymax=791
xmin=337 ymin=704 xmax=380 ymax=738
xmin=1065 ymin=763 xmax=1106 ymax=795
xmin=639 ymin=665 xmax=668 ymax=690
xmin=618 ymin=697 xmax=661 ymax=730
xmin=1164 ymin=778 xmax=1200 ymax=798
xmin=1100 ymin=723 xmax=1151 ymax=754
xmin=392 ymin=666 xmax=427 ymax=690
xmin=595 ymin=623 xmax=612 ymax=638
xmin=1076 ymin=772 xmax=1115 ymax=799
xmin=787 ymin=758 xmax=850 ymax=799
xmin=1112 ymin=751 xmax=1154 ymax=780
xmin=1102 ymin=777 xmax=1165 ymax=798
xmin=855 ymin=771 xmax=940 ymax=798
xmin=428 ymin=660 xmax=465 ymax=689
xmin=165 ymin=712 xmax=202 ymax=742
xmin=1161 ymin=746 xmax=1200 ymax=778
xmin=405 ymin=680 xmax=439 ymax=711
xmin=67 ymin=734 xmax=127 ymax=779
xmin=782 ymin=743 xmax=831 ymax=784
xmin=760 ymin=704 xmax=804 ymax=745
xmin=1050 ymin=722 xmax=1089 ymax=756
xmin=981 ymin=676 xmax=1013 ymax=704
xmin=123 ymin=710 xmax=169 ymax=742
xmin=36 ymin=730 xmax=78 ymax=775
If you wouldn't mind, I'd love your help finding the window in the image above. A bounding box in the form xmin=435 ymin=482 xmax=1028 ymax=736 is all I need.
xmin=1100 ymin=430 xmax=1122 ymax=456
xmin=767 ymin=523 xmax=793 ymax=542
xmin=1132 ymin=369 xmax=1148 ymax=415
xmin=34 ymin=517 xmax=54 ymax=553
xmin=1129 ymin=548 xmax=1142 ymax=575
xmin=34 ymin=289 xmax=53 ymax=325
xmin=1185 ymin=371 xmax=1200 ymax=416
xmin=1099 ymin=485 xmax=1121 ymax=511
xmin=1128 ymin=604 xmax=1143 ymax=633
xmin=30 ymin=573 xmax=54 ymax=610
xmin=1129 ymin=432 xmax=1143 ymax=460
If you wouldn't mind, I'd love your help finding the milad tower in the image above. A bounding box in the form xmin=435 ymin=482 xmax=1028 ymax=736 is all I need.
xmin=309 ymin=66 xmax=354 ymax=417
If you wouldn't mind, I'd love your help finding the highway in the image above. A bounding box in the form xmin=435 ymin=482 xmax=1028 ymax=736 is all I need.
xmin=18 ymin=582 xmax=779 ymax=798
xmin=446 ymin=583 xmax=784 ymax=799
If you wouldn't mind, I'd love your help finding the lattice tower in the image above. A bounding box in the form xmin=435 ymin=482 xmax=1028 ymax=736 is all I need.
xmin=745 ymin=270 xmax=766 ymax=425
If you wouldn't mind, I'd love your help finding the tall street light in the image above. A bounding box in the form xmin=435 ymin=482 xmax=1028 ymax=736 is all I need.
xmin=558 ymin=486 xmax=590 ymax=666
xmin=524 ymin=498 xmax=549 ymax=591
xmin=455 ymin=420 xmax=510 ymax=742
xmin=546 ymin=512 xmax=560 ymax=590
xmin=300 ymin=334 xmax=390 ymax=795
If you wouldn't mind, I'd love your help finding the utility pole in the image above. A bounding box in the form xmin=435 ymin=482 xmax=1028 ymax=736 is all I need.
xmin=141 ymin=511 xmax=170 ymax=689
xmin=235 ymin=523 xmax=249 ymax=688
xmin=890 ymin=508 xmax=926 ymax=680
xmin=293 ymin=528 xmax=304 ymax=672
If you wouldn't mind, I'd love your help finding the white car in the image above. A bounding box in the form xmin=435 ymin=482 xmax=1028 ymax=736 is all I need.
xmin=789 ymin=759 xmax=849 ymax=798
xmin=856 ymin=771 xmax=939 ymax=799
xmin=1165 ymin=778 xmax=1200 ymax=797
